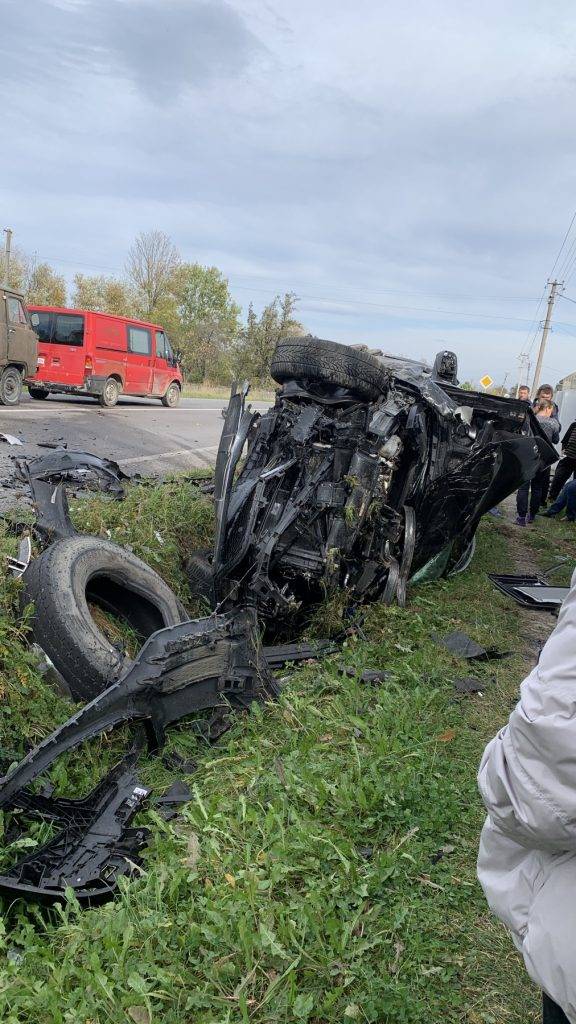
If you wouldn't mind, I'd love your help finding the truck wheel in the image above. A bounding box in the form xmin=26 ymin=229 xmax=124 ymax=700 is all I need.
xmin=0 ymin=366 xmax=23 ymax=406
xmin=98 ymin=377 xmax=121 ymax=408
xmin=22 ymin=535 xmax=188 ymax=702
xmin=161 ymin=382 xmax=181 ymax=407
xmin=28 ymin=387 xmax=49 ymax=400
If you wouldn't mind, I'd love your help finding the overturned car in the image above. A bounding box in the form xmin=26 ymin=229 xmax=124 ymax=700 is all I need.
xmin=191 ymin=338 xmax=557 ymax=617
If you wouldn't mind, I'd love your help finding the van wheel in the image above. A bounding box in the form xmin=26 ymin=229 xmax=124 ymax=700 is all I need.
xmin=28 ymin=387 xmax=49 ymax=400
xmin=0 ymin=366 xmax=23 ymax=406
xmin=98 ymin=377 xmax=121 ymax=408
xmin=162 ymin=382 xmax=181 ymax=407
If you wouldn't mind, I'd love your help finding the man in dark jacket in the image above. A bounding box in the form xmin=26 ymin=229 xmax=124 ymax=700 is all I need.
xmin=516 ymin=400 xmax=560 ymax=524
xmin=549 ymin=419 xmax=576 ymax=502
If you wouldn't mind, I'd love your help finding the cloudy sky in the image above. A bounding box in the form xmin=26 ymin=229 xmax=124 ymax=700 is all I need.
xmin=2 ymin=0 xmax=576 ymax=386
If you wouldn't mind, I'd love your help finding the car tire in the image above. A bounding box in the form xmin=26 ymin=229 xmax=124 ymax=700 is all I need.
xmin=161 ymin=382 xmax=181 ymax=407
xmin=28 ymin=386 xmax=49 ymax=400
xmin=0 ymin=366 xmax=23 ymax=406
xmin=22 ymin=535 xmax=187 ymax=702
xmin=270 ymin=336 xmax=389 ymax=401
xmin=186 ymin=552 xmax=215 ymax=605
xmin=98 ymin=377 xmax=121 ymax=408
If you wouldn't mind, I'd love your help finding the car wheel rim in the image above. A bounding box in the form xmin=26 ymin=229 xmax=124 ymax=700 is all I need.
xmin=5 ymin=374 xmax=18 ymax=400
xmin=105 ymin=382 xmax=117 ymax=403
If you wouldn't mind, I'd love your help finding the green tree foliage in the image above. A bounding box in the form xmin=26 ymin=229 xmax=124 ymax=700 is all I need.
xmin=25 ymin=262 xmax=67 ymax=306
xmin=232 ymin=293 xmax=303 ymax=382
xmin=5 ymin=249 xmax=66 ymax=305
xmin=72 ymin=274 xmax=138 ymax=316
xmin=167 ymin=263 xmax=241 ymax=382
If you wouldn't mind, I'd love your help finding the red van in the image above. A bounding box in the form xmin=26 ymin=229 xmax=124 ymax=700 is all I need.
xmin=26 ymin=307 xmax=183 ymax=408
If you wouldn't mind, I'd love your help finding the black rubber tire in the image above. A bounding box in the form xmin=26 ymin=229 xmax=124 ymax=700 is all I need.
xmin=0 ymin=366 xmax=23 ymax=406
xmin=22 ymin=535 xmax=187 ymax=702
xmin=186 ymin=552 xmax=215 ymax=604
xmin=98 ymin=377 xmax=121 ymax=408
xmin=28 ymin=386 xmax=49 ymax=400
xmin=161 ymin=382 xmax=181 ymax=407
xmin=270 ymin=337 xmax=388 ymax=401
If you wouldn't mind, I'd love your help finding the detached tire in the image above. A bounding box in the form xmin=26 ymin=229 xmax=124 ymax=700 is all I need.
xmin=23 ymin=535 xmax=187 ymax=702
xmin=271 ymin=336 xmax=389 ymax=401
xmin=0 ymin=366 xmax=23 ymax=406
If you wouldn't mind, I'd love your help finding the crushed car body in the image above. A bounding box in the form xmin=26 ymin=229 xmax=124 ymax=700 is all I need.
xmin=196 ymin=339 xmax=557 ymax=617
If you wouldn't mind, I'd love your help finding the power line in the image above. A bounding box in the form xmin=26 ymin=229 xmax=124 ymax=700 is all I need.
xmin=37 ymin=251 xmax=540 ymax=325
xmin=550 ymin=209 xmax=576 ymax=276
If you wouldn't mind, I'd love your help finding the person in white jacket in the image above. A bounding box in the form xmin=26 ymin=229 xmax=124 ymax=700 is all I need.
xmin=478 ymin=567 xmax=576 ymax=1024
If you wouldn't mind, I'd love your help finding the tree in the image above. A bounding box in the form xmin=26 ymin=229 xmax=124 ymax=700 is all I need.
xmin=169 ymin=263 xmax=241 ymax=381
xmin=26 ymin=262 xmax=66 ymax=306
xmin=232 ymin=293 xmax=303 ymax=381
xmin=4 ymin=249 xmax=66 ymax=305
xmin=72 ymin=274 xmax=138 ymax=316
xmin=126 ymin=230 xmax=180 ymax=316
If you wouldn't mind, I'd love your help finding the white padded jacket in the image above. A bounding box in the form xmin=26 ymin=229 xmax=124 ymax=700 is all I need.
xmin=478 ymin=567 xmax=576 ymax=1021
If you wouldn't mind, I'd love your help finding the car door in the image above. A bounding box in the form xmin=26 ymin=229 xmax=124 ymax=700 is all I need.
xmin=48 ymin=312 xmax=86 ymax=386
xmin=152 ymin=329 xmax=172 ymax=396
xmin=125 ymin=324 xmax=153 ymax=395
xmin=5 ymin=294 xmax=37 ymax=375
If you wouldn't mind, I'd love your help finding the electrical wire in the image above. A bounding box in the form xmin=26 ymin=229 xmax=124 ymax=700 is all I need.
xmin=550 ymin=209 xmax=576 ymax=276
xmin=37 ymin=251 xmax=540 ymax=325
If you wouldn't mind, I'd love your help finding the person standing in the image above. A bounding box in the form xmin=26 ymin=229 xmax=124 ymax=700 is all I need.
xmin=516 ymin=400 xmax=560 ymax=524
xmin=548 ymin=419 xmax=576 ymax=502
xmin=478 ymin=568 xmax=576 ymax=1024
xmin=517 ymin=384 xmax=531 ymax=401
xmin=533 ymin=384 xmax=560 ymax=419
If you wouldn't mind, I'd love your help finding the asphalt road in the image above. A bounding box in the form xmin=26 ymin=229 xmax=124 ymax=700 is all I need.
xmin=0 ymin=393 xmax=271 ymax=506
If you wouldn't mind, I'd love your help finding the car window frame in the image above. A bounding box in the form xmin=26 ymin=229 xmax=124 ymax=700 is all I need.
xmin=155 ymin=330 xmax=167 ymax=360
xmin=52 ymin=312 xmax=85 ymax=347
xmin=33 ymin=311 xmax=54 ymax=343
xmin=7 ymin=296 xmax=28 ymax=326
xmin=127 ymin=324 xmax=152 ymax=356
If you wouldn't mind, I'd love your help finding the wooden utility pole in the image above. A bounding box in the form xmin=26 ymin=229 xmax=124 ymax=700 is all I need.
xmin=3 ymin=228 xmax=12 ymax=285
xmin=532 ymin=279 xmax=561 ymax=393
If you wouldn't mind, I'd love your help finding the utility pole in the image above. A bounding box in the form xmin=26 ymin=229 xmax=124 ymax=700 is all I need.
xmin=516 ymin=353 xmax=530 ymax=396
xmin=3 ymin=228 xmax=12 ymax=286
xmin=532 ymin=279 xmax=562 ymax=393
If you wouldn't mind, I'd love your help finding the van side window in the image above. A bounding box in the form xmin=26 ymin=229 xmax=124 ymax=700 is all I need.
xmin=53 ymin=314 xmax=85 ymax=346
xmin=34 ymin=312 xmax=53 ymax=342
xmin=155 ymin=331 xmax=167 ymax=359
xmin=7 ymin=297 xmax=27 ymax=325
xmin=128 ymin=326 xmax=151 ymax=355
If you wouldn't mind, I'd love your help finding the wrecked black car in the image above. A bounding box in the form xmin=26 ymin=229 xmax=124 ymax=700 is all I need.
xmin=191 ymin=337 xmax=557 ymax=616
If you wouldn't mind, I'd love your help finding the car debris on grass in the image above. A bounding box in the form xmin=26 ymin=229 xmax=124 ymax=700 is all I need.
xmin=0 ymin=336 xmax=558 ymax=909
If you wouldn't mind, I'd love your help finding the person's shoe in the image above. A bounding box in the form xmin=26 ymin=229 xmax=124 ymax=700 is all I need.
xmin=539 ymin=509 xmax=557 ymax=518
xmin=567 ymin=516 xmax=575 ymax=523
xmin=526 ymin=515 xmax=535 ymax=523
xmin=515 ymin=515 xmax=527 ymax=526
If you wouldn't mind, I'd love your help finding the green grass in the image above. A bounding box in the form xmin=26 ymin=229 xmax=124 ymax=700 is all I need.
xmin=0 ymin=490 xmax=555 ymax=1023
xmin=182 ymin=383 xmax=275 ymax=402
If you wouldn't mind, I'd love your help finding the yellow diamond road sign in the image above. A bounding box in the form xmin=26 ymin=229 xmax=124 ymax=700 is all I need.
xmin=479 ymin=374 xmax=493 ymax=389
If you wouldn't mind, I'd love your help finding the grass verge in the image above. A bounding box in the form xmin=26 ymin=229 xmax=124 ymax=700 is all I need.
xmin=0 ymin=488 xmax=557 ymax=1024
xmin=182 ymin=383 xmax=275 ymax=402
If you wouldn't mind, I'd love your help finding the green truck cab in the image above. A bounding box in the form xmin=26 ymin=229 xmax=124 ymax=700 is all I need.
xmin=0 ymin=288 xmax=39 ymax=405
